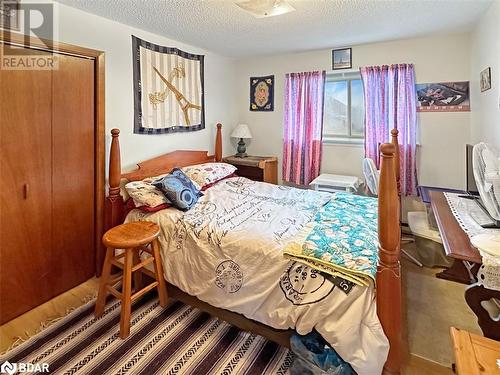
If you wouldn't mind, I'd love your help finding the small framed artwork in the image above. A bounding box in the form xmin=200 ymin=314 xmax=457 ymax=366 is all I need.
xmin=332 ymin=48 xmax=352 ymax=70
xmin=0 ymin=0 xmax=20 ymax=31
xmin=250 ymin=75 xmax=274 ymax=111
xmin=480 ymin=67 xmax=491 ymax=92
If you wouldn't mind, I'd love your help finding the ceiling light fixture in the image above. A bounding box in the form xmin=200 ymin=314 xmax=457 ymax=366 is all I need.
xmin=235 ymin=0 xmax=295 ymax=18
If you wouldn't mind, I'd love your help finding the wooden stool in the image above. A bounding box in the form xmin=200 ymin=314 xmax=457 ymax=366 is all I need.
xmin=95 ymin=221 xmax=168 ymax=338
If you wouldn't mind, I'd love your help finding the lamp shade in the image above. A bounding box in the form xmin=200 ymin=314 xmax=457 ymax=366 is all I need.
xmin=231 ymin=124 xmax=253 ymax=139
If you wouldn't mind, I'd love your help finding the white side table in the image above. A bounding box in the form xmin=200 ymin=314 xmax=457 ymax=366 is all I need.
xmin=309 ymin=174 xmax=361 ymax=193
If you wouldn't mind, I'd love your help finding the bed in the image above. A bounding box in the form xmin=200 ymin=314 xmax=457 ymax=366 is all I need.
xmin=105 ymin=124 xmax=403 ymax=375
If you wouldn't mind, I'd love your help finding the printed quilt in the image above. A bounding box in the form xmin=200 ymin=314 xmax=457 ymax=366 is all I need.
xmin=284 ymin=192 xmax=379 ymax=286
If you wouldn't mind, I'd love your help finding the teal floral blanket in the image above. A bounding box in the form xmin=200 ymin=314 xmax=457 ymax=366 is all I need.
xmin=284 ymin=192 xmax=379 ymax=286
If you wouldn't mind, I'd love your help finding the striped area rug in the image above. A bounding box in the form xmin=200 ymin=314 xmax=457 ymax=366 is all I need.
xmin=1 ymin=295 xmax=294 ymax=374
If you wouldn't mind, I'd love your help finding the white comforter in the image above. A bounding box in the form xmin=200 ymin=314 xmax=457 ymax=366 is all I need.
xmin=126 ymin=177 xmax=389 ymax=374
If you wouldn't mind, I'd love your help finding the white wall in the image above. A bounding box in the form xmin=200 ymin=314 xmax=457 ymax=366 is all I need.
xmin=48 ymin=2 xmax=237 ymax=172
xmin=235 ymin=34 xmax=472 ymax=189
xmin=470 ymin=0 xmax=500 ymax=149
xmin=36 ymin=3 xmax=488 ymax=189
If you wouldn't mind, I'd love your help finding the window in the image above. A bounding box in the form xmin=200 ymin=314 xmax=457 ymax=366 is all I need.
xmin=323 ymin=72 xmax=365 ymax=144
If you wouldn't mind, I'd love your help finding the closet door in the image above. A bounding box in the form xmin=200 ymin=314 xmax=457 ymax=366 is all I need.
xmin=0 ymin=63 xmax=54 ymax=323
xmin=0 ymin=51 xmax=96 ymax=324
xmin=52 ymin=54 xmax=95 ymax=288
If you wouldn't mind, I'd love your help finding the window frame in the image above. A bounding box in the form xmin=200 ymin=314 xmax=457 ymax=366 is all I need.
xmin=322 ymin=71 xmax=365 ymax=145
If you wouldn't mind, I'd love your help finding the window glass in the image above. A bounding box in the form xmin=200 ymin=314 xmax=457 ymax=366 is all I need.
xmin=351 ymin=79 xmax=365 ymax=137
xmin=323 ymin=80 xmax=348 ymax=136
xmin=322 ymin=75 xmax=365 ymax=142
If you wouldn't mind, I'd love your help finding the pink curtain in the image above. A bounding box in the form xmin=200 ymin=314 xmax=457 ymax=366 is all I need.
xmin=360 ymin=64 xmax=417 ymax=196
xmin=283 ymin=71 xmax=325 ymax=185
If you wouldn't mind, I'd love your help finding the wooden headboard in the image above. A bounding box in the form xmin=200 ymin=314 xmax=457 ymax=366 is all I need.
xmin=122 ymin=150 xmax=216 ymax=182
xmin=121 ymin=123 xmax=223 ymax=182
xmin=105 ymin=123 xmax=223 ymax=232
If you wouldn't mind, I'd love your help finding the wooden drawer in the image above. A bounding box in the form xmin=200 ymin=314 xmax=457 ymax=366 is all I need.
xmin=223 ymin=155 xmax=278 ymax=184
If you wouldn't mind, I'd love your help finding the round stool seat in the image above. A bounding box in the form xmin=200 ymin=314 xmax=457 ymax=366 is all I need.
xmin=102 ymin=221 xmax=160 ymax=248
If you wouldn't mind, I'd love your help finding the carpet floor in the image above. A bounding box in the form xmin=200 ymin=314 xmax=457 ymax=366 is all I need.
xmin=1 ymin=295 xmax=294 ymax=375
xmin=402 ymin=246 xmax=482 ymax=366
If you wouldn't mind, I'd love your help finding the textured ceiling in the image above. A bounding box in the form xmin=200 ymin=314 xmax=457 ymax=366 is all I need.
xmin=56 ymin=0 xmax=492 ymax=58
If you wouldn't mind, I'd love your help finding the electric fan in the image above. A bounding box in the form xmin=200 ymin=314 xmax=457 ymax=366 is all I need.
xmin=363 ymin=158 xmax=379 ymax=195
xmin=472 ymin=142 xmax=500 ymax=227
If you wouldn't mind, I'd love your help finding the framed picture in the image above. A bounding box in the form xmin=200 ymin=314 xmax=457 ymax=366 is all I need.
xmin=480 ymin=67 xmax=491 ymax=92
xmin=416 ymin=81 xmax=470 ymax=112
xmin=250 ymin=75 xmax=274 ymax=111
xmin=132 ymin=35 xmax=205 ymax=134
xmin=332 ymin=48 xmax=352 ymax=70
xmin=0 ymin=0 xmax=20 ymax=31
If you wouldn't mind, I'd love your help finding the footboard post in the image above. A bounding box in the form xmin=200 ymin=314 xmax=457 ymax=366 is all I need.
xmin=377 ymin=143 xmax=402 ymax=375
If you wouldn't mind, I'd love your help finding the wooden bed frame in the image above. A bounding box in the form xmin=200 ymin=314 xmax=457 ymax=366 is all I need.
xmin=106 ymin=123 xmax=403 ymax=374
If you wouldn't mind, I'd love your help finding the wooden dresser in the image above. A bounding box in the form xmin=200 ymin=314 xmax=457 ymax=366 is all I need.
xmin=223 ymin=155 xmax=278 ymax=184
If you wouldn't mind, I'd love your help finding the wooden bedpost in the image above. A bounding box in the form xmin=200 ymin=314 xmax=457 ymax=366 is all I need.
xmin=391 ymin=128 xmax=400 ymax=193
xmin=215 ymin=123 xmax=222 ymax=162
xmin=105 ymin=128 xmax=124 ymax=230
xmin=377 ymin=143 xmax=402 ymax=375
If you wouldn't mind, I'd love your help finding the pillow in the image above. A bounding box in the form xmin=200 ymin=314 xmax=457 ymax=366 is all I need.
xmin=182 ymin=162 xmax=237 ymax=189
xmin=125 ymin=198 xmax=171 ymax=213
xmin=201 ymin=172 xmax=237 ymax=191
xmin=124 ymin=174 xmax=171 ymax=208
xmin=153 ymin=168 xmax=202 ymax=211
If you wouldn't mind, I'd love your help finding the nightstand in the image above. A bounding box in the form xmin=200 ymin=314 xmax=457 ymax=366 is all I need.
xmin=223 ymin=155 xmax=278 ymax=184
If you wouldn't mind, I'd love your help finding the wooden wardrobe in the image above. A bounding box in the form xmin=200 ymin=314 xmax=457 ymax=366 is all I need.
xmin=0 ymin=35 xmax=105 ymax=324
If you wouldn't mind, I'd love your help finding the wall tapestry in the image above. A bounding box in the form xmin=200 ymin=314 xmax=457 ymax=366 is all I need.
xmin=132 ymin=35 xmax=205 ymax=134
xmin=250 ymin=75 xmax=274 ymax=111
xmin=416 ymin=81 xmax=470 ymax=112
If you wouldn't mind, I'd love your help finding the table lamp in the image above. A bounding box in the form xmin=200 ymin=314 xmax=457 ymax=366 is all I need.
xmin=231 ymin=124 xmax=252 ymax=157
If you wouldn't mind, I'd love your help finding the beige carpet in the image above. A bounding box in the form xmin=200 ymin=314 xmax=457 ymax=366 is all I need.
xmin=402 ymin=244 xmax=482 ymax=367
